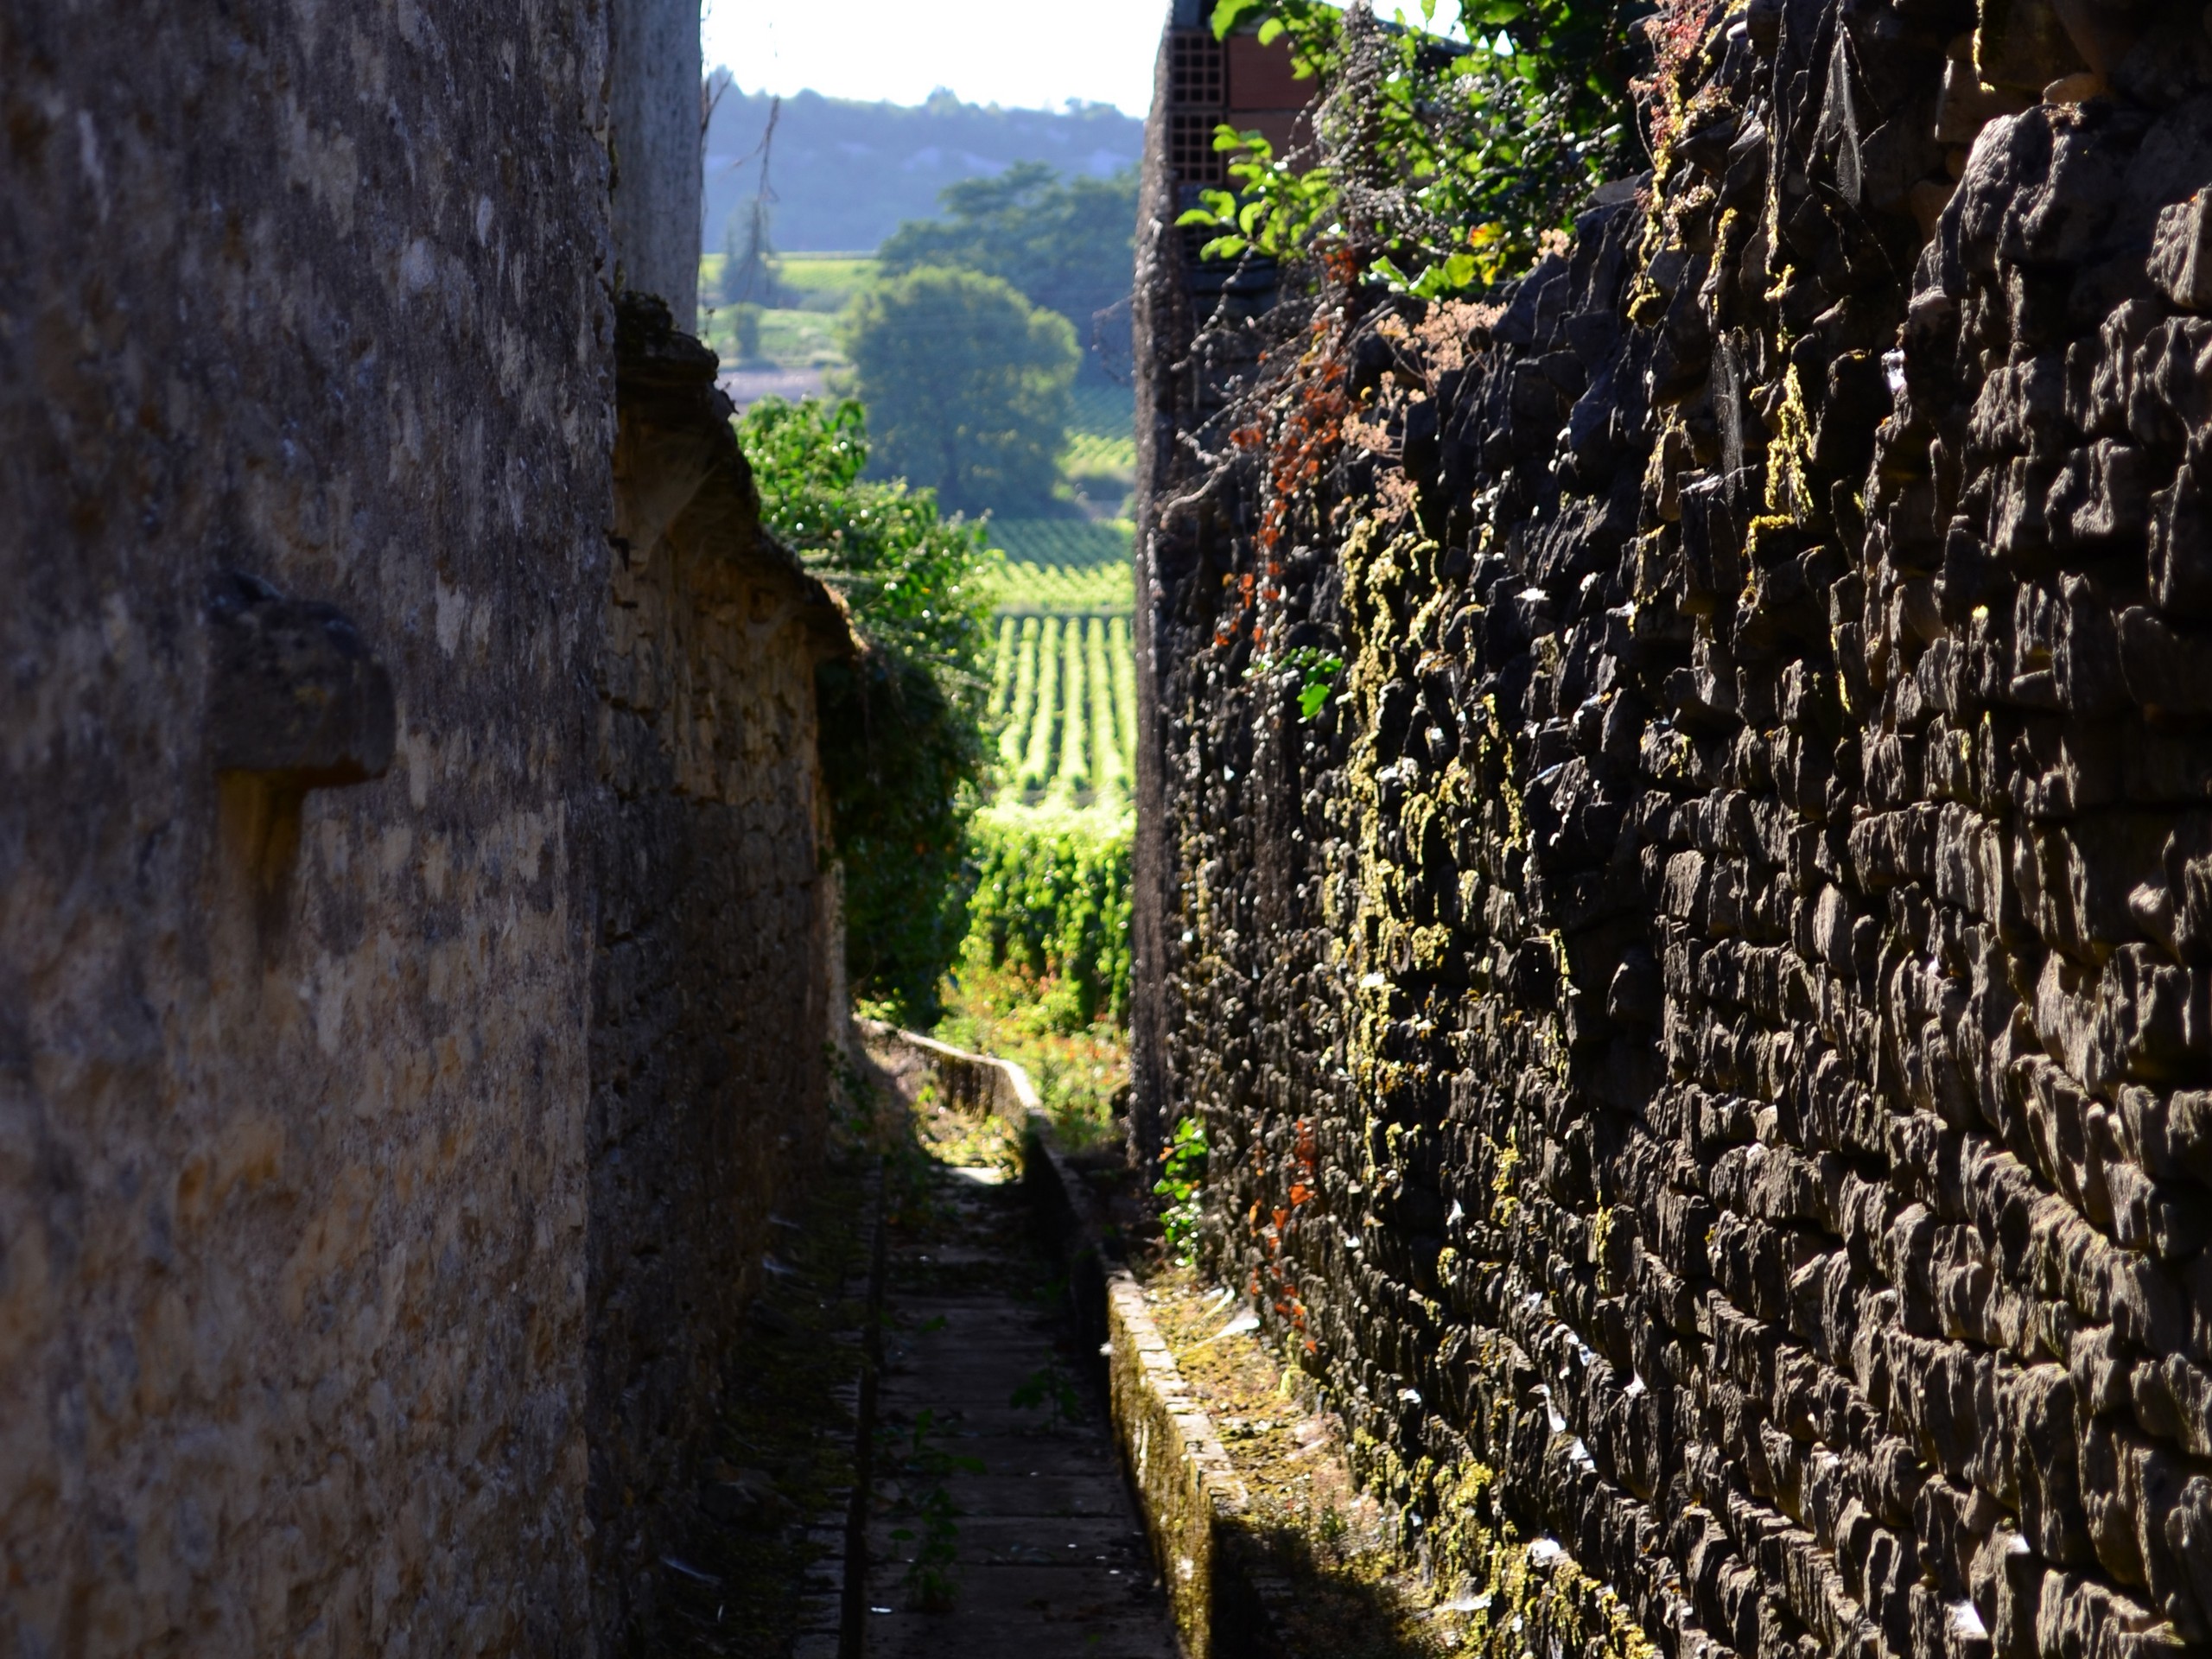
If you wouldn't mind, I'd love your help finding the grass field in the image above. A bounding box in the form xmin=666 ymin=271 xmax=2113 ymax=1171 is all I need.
xmin=695 ymin=253 xmax=876 ymax=369
xmin=1061 ymin=383 xmax=1135 ymax=512
xmin=771 ymin=252 xmax=879 ymax=312
xmin=1068 ymin=382 xmax=1134 ymax=437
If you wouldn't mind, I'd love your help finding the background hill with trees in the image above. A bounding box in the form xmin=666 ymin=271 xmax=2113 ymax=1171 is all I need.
xmin=702 ymin=85 xmax=1142 ymax=255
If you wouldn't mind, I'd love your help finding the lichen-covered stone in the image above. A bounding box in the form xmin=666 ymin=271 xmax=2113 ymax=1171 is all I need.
xmin=1133 ymin=6 xmax=2212 ymax=1659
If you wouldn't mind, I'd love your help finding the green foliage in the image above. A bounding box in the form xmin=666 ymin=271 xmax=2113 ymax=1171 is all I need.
xmin=880 ymin=162 xmax=1139 ymax=366
xmin=962 ymin=804 xmax=1132 ymax=1029
xmin=721 ymin=203 xmax=785 ymax=308
xmin=1009 ymin=1362 xmax=1083 ymax=1426
xmin=1154 ymin=1116 xmax=1210 ymax=1266
xmin=737 ymin=396 xmax=1001 ymax=1025
xmin=887 ymin=1407 xmax=983 ymax=1611
xmin=843 ymin=266 xmax=1079 ymax=514
xmin=1180 ymin=0 xmax=1644 ymax=293
xmin=1249 ymin=645 xmax=1345 ymax=719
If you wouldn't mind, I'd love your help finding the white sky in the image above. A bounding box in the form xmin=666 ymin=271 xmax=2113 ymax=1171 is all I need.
xmin=700 ymin=1 xmax=1470 ymax=118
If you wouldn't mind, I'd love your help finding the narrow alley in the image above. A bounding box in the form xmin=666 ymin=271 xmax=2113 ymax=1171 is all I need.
xmin=861 ymin=1073 xmax=1176 ymax=1656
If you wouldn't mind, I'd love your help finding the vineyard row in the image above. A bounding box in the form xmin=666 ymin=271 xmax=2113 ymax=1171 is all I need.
xmin=988 ymin=613 xmax=1136 ymax=815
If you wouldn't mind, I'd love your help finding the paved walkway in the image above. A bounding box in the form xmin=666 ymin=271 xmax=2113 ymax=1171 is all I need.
xmin=862 ymin=1158 xmax=1176 ymax=1657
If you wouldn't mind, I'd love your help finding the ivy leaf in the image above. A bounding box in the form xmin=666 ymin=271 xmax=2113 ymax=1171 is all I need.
xmin=1210 ymin=0 xmax=1265 ymax=39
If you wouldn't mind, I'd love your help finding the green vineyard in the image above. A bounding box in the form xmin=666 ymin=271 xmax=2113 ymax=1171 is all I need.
xmin=990 ymin=520 xmax=1134 ymax=616
xmin=989 ymin=613 xmax=1137 ymax=813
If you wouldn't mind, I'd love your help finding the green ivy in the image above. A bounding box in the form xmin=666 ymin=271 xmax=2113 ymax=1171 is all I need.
xmin=1248 ymin=645 xmax=1345 ymax=720
xmin=738 ymin=396 xmax=1002 ymax=1025
xmin=1154 ymin=1116 xmax=1210 ymax=1265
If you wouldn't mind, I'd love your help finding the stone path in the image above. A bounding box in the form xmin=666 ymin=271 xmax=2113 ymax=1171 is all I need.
xmin=862 ymin=1159 xmax=1177 ymax=1657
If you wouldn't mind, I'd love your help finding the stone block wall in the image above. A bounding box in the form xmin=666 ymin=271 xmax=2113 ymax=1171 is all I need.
xmin=1135 ymin=5 xmax=2212 ymax=1659
xmin=0 ymin=6 xmax=612 ymax=1650
xmin=587 ymin=300 xmax=851 ymax=1642
xmin=0 ymin=11 xmax=848 ymax=1657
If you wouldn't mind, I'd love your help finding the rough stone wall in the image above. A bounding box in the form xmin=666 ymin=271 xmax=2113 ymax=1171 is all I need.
xmin=588 ymin=301 xmax=849 ymax=1643
xmin=1 ymin=11 xmax=847 ymax=1657
xmin=1136 ymin=6 xmax=2212 ymax=1659
xmin=0 ymin=4 xmax=613 ymax=1651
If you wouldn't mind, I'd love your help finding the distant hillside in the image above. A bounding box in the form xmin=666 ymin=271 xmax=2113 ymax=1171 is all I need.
xmin=703 ymin=86 xmax=1145 ymax=255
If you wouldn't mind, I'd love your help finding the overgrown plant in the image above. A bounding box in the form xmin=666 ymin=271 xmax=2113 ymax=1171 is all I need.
xmin=1155 ymin=1116 xmax=1210 ymax=1265
xmin=961 ymin=804 xmax=1133 ymax=1027
xmin=1181 ymin=0 xmax=1646 ymax=294
xmin=739 ymin=397 xmax=1002 ymax=1024
xmin=1009 ymin=1362 xmax=1084 ymax=1427
xmin=885 ymin=1408 xmax=983 ymax=1611
xmin=1249 ymin=645 xmax=1345 ymax=720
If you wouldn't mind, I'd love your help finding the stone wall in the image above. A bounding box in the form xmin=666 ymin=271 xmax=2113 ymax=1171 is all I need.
xmin=0 ymin=5 xmax=611 ymax=1649
xmin=0 ymin=10 xmax=846 ymax=1656
xmin=608 ymin=0 xmax=704 ymax=321
xmin=1135 ymin=5 xmax=2212 ymax=1659
xmin=588 ymin=298 xmax=850 ymax=1643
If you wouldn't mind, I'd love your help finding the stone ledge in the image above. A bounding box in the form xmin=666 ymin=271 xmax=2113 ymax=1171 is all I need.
xmin=1103 ymin=1269 xmax=1251 ymax=1659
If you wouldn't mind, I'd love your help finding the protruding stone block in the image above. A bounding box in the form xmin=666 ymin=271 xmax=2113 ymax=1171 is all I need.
xmin=206 ymin=570 xmax=396 ymax=786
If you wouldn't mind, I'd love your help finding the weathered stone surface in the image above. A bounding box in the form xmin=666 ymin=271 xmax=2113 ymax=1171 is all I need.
xmin=1 ymin=12 xmax=848 ymax=1657
xmin=588 ymin=296 xmax=852 ymax=1643
xmin=206 ymin=572 xmax=398 ymax=786
xmin=1134 ymin=7 xmax=2212 ymax=1659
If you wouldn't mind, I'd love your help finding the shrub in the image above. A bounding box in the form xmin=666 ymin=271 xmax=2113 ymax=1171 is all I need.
xmin=961 ymin=805 xmax=1132 ymax=1029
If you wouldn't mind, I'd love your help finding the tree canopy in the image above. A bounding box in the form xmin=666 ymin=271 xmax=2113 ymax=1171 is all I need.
xmin=878 ymin=162 xmax=1139 ymax=357
xmin=842 ymin=265 xmax=1078 ymax=515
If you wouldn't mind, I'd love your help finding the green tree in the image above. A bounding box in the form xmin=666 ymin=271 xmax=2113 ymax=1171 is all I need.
xmin=842 ymin=266 xmax=1077 ymax=515
xmin=879 ymin=162 xmax=1137 ymax=365
xmin=737 ymin=395 xmax=1002 ymax=1024
xmin=721 ymin=200 xmax=785 ymax=308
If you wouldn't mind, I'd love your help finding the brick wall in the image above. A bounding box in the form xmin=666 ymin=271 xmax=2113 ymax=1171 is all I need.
xmin=1135 ymin=5 xmax=2212 ymax=1659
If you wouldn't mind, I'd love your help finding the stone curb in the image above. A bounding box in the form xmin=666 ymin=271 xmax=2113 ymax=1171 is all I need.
xmin=1102 ymin=1270 xmax=1251 ymax=1659
xmin=859 ymin=1020 xmax=1266 ymax=1659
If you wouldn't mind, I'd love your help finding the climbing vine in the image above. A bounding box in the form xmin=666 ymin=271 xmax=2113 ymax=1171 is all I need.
xmin=1181 ymin=0 xmax=1647 ymax=294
